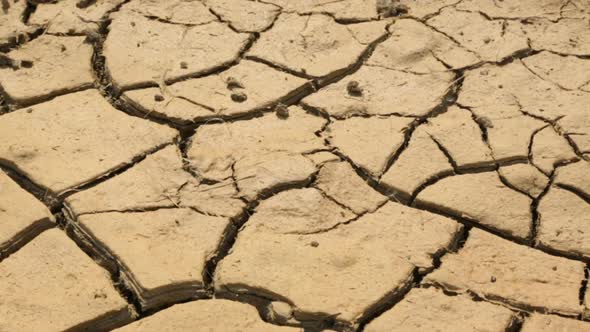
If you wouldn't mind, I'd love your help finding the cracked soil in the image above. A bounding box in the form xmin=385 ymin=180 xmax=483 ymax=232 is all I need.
xmin=1 ymin=0 xmax=590 ymax=331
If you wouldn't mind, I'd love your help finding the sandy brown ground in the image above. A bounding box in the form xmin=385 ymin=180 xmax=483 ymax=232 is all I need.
xmin=1 ymin=0 xmax=590 ymax=331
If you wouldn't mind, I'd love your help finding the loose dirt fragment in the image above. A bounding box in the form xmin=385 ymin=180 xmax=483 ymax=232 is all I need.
xmin=248 ymin=13 xmax=387 ymax=77
xmin=104 ymin=11 xmax=250 ymax=89
xmin=381 ymin=128 xmax=453 ymax=201
xmin=262 ymin=0 xmax=381 ymax=21
xmin=324 ymin=116 xmax=414 ymax=176
xmin=425 ymin=229 xmax=586 ymax=316
xmin=0 ymin=0 xmax=36 ymax=46
xmin=216 ymin=195 xmax=460 ymax=327
xmin=0 ymin=35 xmax=94 ymax=105
xmin=428 ymin=8 xmax=529 ymax=63
xmin=0 ymin=90 xmax=178 ymax=194
xmin=123 ymin=60 xmax=309 ymax=124
xmin=75 ymin=209 xmax=231 ymax=310
xmin=522 ymin=313 xmax=590 ymax=332
xmin=457 ymin=0 xmax=566 ymax=21
xmin=121 ymin=0 xmax=216 ymax=25
xmin=368 ymin=19 xmax=479 ymax=73
xmin=537 ymin=187 xmax=590 ymax=260
xmin=498 ymin=163 xmax=549 ymax=197
xmin=114 ymin=299 xmax=301 ymax=331
xmin=205 ymin=0 xmax=280 ymax=32
xmin=65 ymin=145 xmax=244 ymax=219
xmin=364 ymin=287 xmax=514 ymax=332
xmin=316 ymin=161 xmax=387 ymax=214
xmin=424 ymin=106 xmax=495 ymax=170
xmin=187 ymin=106 xmax=326 ymax=181
xmin=524 ymin=18 xmax=590 ymax=56
xmin=531 ymin=126 xmax=578 ymax=174
xmin=0 ymin=171 xmax=54 ymax=259
xmin=523 ymin=52 xmax=590 ymax=90
xmin=0 ymin=229 xmax=134 ymax=331
xmin=28 ymin=0 xmax=125 ymax=34
xmin=554 ymin=160 xmax=590 ymax=199
xmin=302 ymin=65 xmax=453 ymax=117
xmin=234 ymin=152 xmax=317 ymax=201
xmin=415 ymin=172 xmax=533 ymax=239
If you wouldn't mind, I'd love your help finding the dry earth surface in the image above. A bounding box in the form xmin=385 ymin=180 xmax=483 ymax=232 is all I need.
xmin=1 ymin=0 xmax=590 ymax=331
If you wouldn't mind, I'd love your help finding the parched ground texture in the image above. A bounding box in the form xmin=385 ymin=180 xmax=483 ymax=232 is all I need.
xmin=1 ymin=0 xmax=590 ymax=331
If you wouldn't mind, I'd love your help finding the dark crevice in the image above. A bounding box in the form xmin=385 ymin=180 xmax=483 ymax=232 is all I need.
xmin=3 ymin=84 xmax=96 ymax=110
xmin=355 ymin=271 xmax=416 ymax=332
xmin=0 ymin=26 xmax=45 ymax=53
xmin=411 ymin=192 xmax=535 ymax=246
xmin=430 ymin=135 xmax=460 ymax=171
xmin=0 ymin=213 xmax=56 ymax=263
xmin=86 ymin=0 xmax=194 ymax=131
xmin=21 ymin=0 xmax=36 ymax=24
xmin=506 ymin=313 xmax=526 ymax=332
xmin=580 ymin=264 xmax=590 ymax=306
xmin=245 ymin=55 xmax=319 ymax=80
xmin=59 ymin=142 xmax=176 ymax=199
xmin=407 ymin=170 xmax=455 ymax=205
xmin=529 ymin=173 xmax=554 ymax=246
xmin=381 ymin=70 xmax=464 ymax=178
xmin=579 ymin=264 xmax=590 ymax=308
xmin=61 ymin=211 xmax=142 ymax=316
xmin=315 ymin=28 xmax=391 ymax=88
xmin=497 ymin=170 xmax=534 ymax=199
xmin=0 ymin=163 xmax=62 ymax=212
xmin=358 ymin=227 xmax=470 ymax=332
xmin=527 ymin=124 xmax=550 ymax=175
xmin=556 ymin=183 xmax=590 ymax=205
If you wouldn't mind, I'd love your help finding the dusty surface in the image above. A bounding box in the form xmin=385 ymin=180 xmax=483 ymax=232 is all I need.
xmin=1 ymin=0 xmax=590 ymax=331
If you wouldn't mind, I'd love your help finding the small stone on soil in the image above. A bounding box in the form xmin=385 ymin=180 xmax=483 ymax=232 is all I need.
xmin=347 ymin=80 xmax=363 ymax=97
xmin=275 ymin=103 xmax=289 ymax=119
xmin=376 ymin=0 xmax=409 ymax=17
xmin=154 ymin=94 xmax=164 ymax=102
xmin=226 ymin=76 xmax=244 ymax=90
xmin=231 ymin=92 xmax=247 ymax=103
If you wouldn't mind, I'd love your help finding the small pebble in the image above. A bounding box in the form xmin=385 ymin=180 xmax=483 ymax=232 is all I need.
xmin=310 ymin=241 xmax=319 ymax=247
xmin=347 ymin=80 xmax=363 ymax=97
xmin=490 ymin=276 xmax=497 ymax=283
xmin=180 ymin=61 xmax=188 ymax=69
xmin=20 ymin=60 xmax=34 ymax=68
xmin=154 ymin=94 xmax=164 ymax=102
xmin=479 ymin=116 xmax=494 ymax=129
xmin=231 ymin=92 xmax=247 ymax=103
xmin=275 ymin=104 xmax=289 ymax=119
xmin=226 ymin=77 xmax=244 ymax=90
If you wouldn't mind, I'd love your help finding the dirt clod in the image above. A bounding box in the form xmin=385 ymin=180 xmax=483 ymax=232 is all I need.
xmin=346 ymin=80 xmax=363 ymax=97
xmin=376 ymin=0 xmax=409 ymax=17
xmin=231 ymin=91 xmax=247 ymax=103
xmin=275 ymin=103 xmax=289 ymax=119
xmin=226 ymin=76 xmax=244 ymax=90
